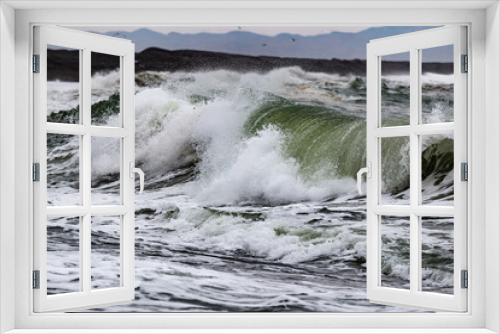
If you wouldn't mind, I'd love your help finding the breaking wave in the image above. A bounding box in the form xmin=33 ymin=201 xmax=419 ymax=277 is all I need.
xmin=46 ymin=67 xmax=455 ymax=311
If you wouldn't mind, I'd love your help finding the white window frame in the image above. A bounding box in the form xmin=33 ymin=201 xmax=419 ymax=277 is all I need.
xmin=33 ymin=25 xmax=136 ymax=312
xmin=365 ymin=26 xmax=468 ymax=312
xmin=0 ymin=2 xmax=498 ymax=333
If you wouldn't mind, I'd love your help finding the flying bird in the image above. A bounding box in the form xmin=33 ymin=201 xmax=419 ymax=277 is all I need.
xmin=238 ymin=26 xmax=242 ymax=30
xmin=262 ymin=43 xmax=268 ymax=47
xmin=290 ymin=38 xmax=296 ymax=42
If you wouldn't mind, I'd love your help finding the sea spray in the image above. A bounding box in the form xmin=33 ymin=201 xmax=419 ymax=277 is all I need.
xmin=193 ymin=125 xmax=356 ymax=206
xmin=50 ymin=67 xmax=455 ymax=200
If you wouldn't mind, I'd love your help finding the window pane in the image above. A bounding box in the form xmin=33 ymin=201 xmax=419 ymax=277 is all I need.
xmin=381 ymin=215 xmax=410 ymax=290
xmin=91 ymin=137 xmax=121 ymax=206
xmin=421 ymin=217 xmax=454 ymax=294
xmin=421 ymin=45 xmax=454 ymax=124
xmin=381 ymin=136 xmax=410 ymax=205
xmin=91 ymin=216 xmax=121 ymax=290
xmin=421 ymin=134 xmax=454 ymax=206
xmin=47 ymin=45 xmax=80 ymax=124
xmin=47 ymin=216 xmax=80 ymax=295
xmin=91 ymin=52 xmax=121 ymax=127
xmin=381 ymin=52 xmax=410 ymax=127
xmin=47 ymin=133 xmax=80 ymax=206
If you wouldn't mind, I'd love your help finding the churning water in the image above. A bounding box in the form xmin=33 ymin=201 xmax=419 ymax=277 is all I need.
xmin=46 ymin=67 xmax=454 ymax=312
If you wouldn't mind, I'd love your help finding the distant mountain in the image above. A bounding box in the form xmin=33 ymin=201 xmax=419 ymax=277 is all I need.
xmin=87 ymin=26 xmax=451 ymax=61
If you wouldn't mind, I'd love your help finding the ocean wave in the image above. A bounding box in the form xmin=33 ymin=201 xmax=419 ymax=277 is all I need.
xmin=192 ymin=125 xmax=356 ymax=206
xmin=46 ymin=68 xmax=456 ymax=311
xmin=48 ymin=67 xmax=455 ymax=204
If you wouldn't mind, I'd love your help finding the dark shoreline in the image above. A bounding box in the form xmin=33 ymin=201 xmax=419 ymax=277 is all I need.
xmin=48 ymin=47 xmax=453 ymax=82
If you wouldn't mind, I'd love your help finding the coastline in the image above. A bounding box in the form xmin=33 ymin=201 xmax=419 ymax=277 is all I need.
xmin=47 ymin=47 xmax=453 ymax=81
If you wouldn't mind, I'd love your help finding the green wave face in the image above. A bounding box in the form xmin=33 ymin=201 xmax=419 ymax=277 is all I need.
xmin=244 ymin=98 xmax=367 ymax=181
xmin=244 ymin=97 xmax=453 ymax=194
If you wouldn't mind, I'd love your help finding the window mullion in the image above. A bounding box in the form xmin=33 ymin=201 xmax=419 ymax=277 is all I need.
xmin=78 ymin=48 xmax=85 ymax=294
xmin=82 ymin=48 xmax=92 ymax=294
xmin=409 ymin=47 xmax=420 ymax=294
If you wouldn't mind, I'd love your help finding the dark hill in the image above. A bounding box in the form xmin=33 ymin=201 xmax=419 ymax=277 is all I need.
xmin=47 ymin=47 xmax=453 ymax=82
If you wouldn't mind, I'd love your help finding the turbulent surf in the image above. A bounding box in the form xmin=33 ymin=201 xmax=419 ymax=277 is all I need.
xmin=46 ymin=67 xmax=455 ymax=312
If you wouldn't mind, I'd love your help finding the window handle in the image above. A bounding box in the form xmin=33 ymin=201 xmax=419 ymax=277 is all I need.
xmin=129 ymin=162 xmax=145 ymax=195
xmin=357 ymin=162 xmax=371 ymax=195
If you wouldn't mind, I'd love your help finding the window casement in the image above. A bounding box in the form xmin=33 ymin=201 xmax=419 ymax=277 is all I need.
xmin=362 ymin=26 xmax=468 ymax=312
xmin=33 ymin=26 xmax=141 ymax=312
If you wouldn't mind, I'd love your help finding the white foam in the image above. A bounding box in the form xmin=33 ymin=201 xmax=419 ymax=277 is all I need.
xmin=47 ymin=81 xmax=80 ymax=115
xmin=193 ymin=125 xmax=354 ymax=205
xmin=422 ymin=73 xmax=454 ymax=85
xmin=382 ymin=73 xmax=453 ymax=86
xmin=90 ymin=70 xmax=121 ymax=104
xmin=134 ymin=88 xmax=203 ymax=171
xmin=126 ymin=68 xmax=363 ymax=205
xmin=47 ymin=70 xmax=121 ymax=115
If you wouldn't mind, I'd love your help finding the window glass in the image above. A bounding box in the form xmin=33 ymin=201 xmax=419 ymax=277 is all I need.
xmin=47 ymin=134 xmax=81 ymax=206
xmin=381 ymin=136 xmax=410 ymax=205
xmin=421 ymin=45 xmax=454 ymax=124
xmin=91 ymin=52 xmax=121 ymax=127
xmin=421 ymin=134 xmax=454 ymax=206
xmin=381 ymin=52 xmax=410 ymax=127
xmin=47 ymin=216 xmax=80 ymax=295
xmin=47 ymin=45 xmax=80 ymax=124
xmin=91 ymin=216 xmax=122 ymax=290
xmin=380 ymin=215 xmax=410 ymax=290
xmin=91 ymin=137 xmax=121 ymax=206
xmin=421 ymin=216 xmax=454 ymax=294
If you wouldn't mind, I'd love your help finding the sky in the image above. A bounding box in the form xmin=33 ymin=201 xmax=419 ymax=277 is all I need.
xmin=60 ymin=26 xmax=452 ymax=61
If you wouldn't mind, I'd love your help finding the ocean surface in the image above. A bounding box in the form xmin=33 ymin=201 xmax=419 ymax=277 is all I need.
xmin=45 ymin=67 xmax=455 ymax=312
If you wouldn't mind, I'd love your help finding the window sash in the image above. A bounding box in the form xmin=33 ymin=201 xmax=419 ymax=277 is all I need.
xmin=366 ymin=26 xmax=468 ymax=312
xmin=32 ymin=25 xmax=136 ymax=312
